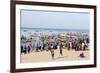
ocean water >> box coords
[21,28,89,37]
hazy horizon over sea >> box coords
[21,27,89,36]
[21,27,89,31]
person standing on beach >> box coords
[68,41,72,50]
[23,45,27,54]
[68,42,70,50]
[36,44,39,52]
[59,43,63,56]
[82,42,85,50]
[51,44,54,59]
[84,39,87,50]
[28,44,31,53]
[57,44,60,55]
[48,44,55,59]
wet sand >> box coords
[21,48,89,63]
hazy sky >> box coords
[21,10,90,30]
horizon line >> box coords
[21,27,89,31]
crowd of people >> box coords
[21,32,89,59]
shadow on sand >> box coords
[54,56,67,60]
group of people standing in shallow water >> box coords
[21,32,89,59]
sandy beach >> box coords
[21,49,89,63]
